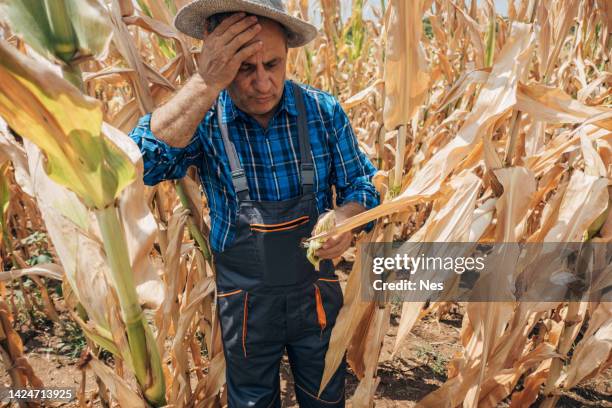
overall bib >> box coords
[212,82,347,408]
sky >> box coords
[310,0,509,24]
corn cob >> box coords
[305,210,336,271]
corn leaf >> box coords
[0,119,32,195]
[544,170,609,242]
[0,0,112,63]
[562,302,612,388]
[0,163,9,245]
[0,263,63,282]
[0,0,54,60]
[383,0,430,130]
[0,164,7,211]
[0,40,135,210]
[86,356,148,408]
[312,23,535,240]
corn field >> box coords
[0,0,611,407]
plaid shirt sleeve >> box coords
[328,99,380,231]
[128,113,204,186]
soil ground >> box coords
[2,274,611,408]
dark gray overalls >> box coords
[213,82,346,407]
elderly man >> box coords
[129,1,379,406]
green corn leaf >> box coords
[0,0,112,63]
[63,0,113,60]
[0,162,10,252]
[344,0,365,61]
[0,40,135,210]
[0,0,55,60]
[585,203,610,241]
[484,14,496,67]
[44,0,78,61]
[0,162,9,232]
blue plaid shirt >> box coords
[129,80,379,252]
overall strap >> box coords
[291,82,314,194]
[216,84,313,201]
[217,100,250,200]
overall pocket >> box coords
[217,289,249,359]
[312,277,344,334]
[212,210,262,290]
[251,215,314,287]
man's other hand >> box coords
[315,230,352,260]
[314,202,366,261]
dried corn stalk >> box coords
[383,0,430,130]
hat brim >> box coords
[174,0,318,48]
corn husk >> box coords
[306,210,336,271]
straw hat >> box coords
[174,0,318,48]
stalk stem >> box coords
[175,181,211,261]
[62,64,83,91]
[484,9,496,67]
[95,205,166,406]
[43,0,77,62]
[391,125,407,197]
[504,110,522,166]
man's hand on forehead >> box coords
[239,36,263,54]
[196,12,263,92]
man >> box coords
[129,1,379,406]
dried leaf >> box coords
[383,0,430,130]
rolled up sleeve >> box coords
[329,101,380,231]
[128,113,203,186]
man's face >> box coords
[226,18,288,118]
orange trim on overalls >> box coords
[251,218,311,233]
[250,215,310,229]
[218,289,243,297]
[313,284,327,335]
[242,292,249,358]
